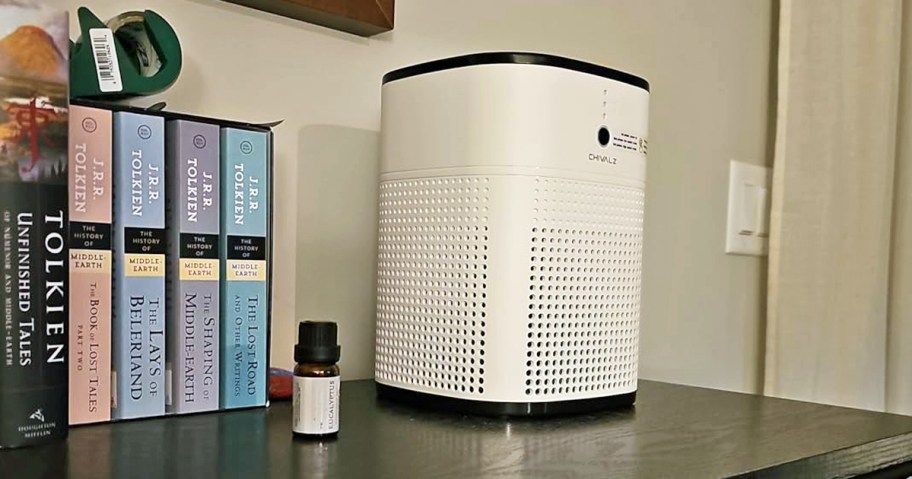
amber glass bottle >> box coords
[293,321,341,437]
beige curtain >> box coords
[888,1,912,415]
[765,0,903,411]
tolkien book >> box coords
[112,112,166,419]
[68,105,112,425]
[220,128,268,409]
[0,2,69,447]
[166,120,220,414]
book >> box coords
[68,105,112,425]
[220,128,269,409]
[166,120,220,414]
[0,2,69,447]
[112,111,166,419]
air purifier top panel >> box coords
[380,52,649,185]
[382,52,650,91]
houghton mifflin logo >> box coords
[18,408,56,439]
[29,409,45,422]
[240,141,253,155]
[193,134,207,149]
[138,125,153,140]
[82,118,97,133]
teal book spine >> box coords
[219,129,268,409]
[112,112,166,419]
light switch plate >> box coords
[726,160,771,256]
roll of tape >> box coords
[70,7,182,98]
[106,11,161,77]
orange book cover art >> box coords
[0,1,68,185]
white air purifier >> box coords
[374,52,649,416]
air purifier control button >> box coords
[598,127,611,147]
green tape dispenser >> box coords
[70,7,182,99]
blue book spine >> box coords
[112,112,166,419]
[166,120,220,414]
[219,128,269,409]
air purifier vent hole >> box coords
[376,177,490,396]
[525,178,643,397]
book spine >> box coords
[0,102,69,445]
[219,129,269,409]
[0,4,70,446]
[68,106,113,425]
[112,112,166,420]
[166,120,220,414]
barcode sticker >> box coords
[89,28,123,93]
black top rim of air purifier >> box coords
[381,52,650,92]
[375,382,636,417]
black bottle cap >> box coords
[295,321,341,364]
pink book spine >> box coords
[68,105,113,424]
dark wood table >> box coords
[4,380,912,478]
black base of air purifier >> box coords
[375,382,636,417]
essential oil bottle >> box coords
[293,321,341,437]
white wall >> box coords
[53,0,774,392]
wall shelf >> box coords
[223,0,394,37]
